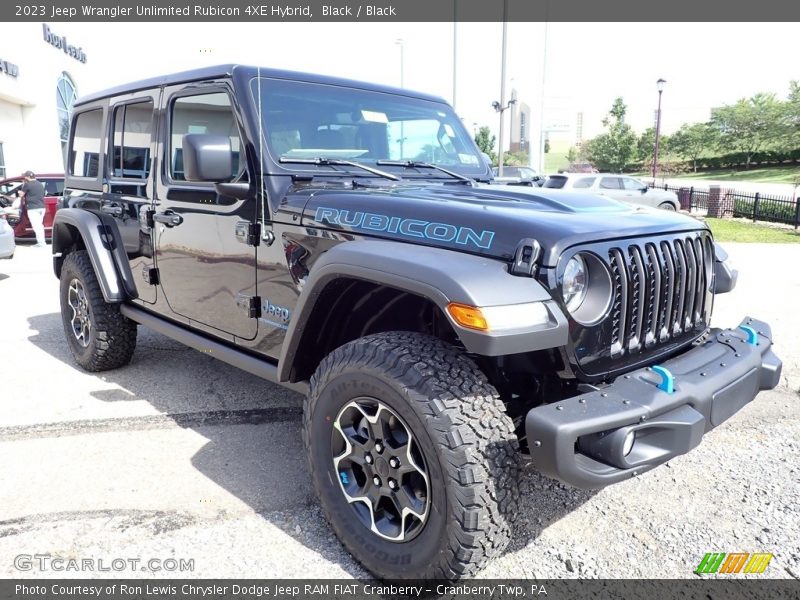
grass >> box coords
[671,165,800,184]
[705,218,800,243]
[543,138,573,173]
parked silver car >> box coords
[543,173,680,210]
[0,216,15,259]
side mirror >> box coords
[640,186,648,193]
[182,134,233,182]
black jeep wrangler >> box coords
[52,65,781,579]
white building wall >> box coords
[0,23,98,177]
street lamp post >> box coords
[395,38,405,158]
[495,0,510,176]
[652,78,666,181]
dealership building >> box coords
[0,23,96,178]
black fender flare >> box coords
[52,208,138,302]
[278,240,568,382]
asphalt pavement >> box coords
[0,241,798,579]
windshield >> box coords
[249,77,486,177]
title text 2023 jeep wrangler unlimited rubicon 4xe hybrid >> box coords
[52,65,781,580]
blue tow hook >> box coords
[739,325,759,346]
[651,365,675,394]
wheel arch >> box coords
[52,208,138,302]
[278,240,568,383]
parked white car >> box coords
[0,216,15,259]
[543,173,680,210]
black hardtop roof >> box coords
[75,64,448,106]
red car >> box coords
[0,174,64,240]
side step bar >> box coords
[120,304,309,396]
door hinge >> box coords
[235,221,261,247]
[236,294,262,319]
[142,265,159,285]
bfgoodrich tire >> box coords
[303,331,521,579]
[59,250,137,371]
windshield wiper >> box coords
[279,157,400,181]
[376,160,475,185]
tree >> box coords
[474,126,496,164]
[635,127,671,165]
[544,138,550,154]
[566,147,578,163]
[585,98,637,172]
[785,80,800,148]
[668,122,716,172]
[503,151,529,166]
[711,93,784,169]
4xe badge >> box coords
[260,298,290,330]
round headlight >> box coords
[562,255,588,312]
[561,252,614,326]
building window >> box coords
[56,72,78,165]
[0,143,5,178]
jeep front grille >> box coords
[608,233,713,357]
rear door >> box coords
[104,91,159,304]
[598,176,625,201]
[153,84,258,340]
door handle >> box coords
[153,210,183,227]
[101,205,123,217]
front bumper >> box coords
[525,316,782,489]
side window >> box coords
[169,92,242,182]
[111,100,154,179]
[573,177,595,189]
[600,177,622,190]
[69,109,103,178]
[622,177,644,190]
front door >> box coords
[153,85,258,340]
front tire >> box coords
[659,201,677,211]
[59,250,137,371]
[303,331,520,579]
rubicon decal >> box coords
[314,207,495,250]
[695,552,773,574]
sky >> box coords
[55,21,800,154]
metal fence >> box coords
[650,183,800,228]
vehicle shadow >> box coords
[27,311,594,575]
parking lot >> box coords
[1,242,798,579]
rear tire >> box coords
[659,201,677,211]
[59,250,137,371]
[303,331,521,579]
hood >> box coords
[295,182,708,267]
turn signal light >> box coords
[446,303,489,331]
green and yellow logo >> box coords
[695,552,773,574]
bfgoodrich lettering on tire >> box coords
[59,250,137,371]
[303,331,521,579]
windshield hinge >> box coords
[510,238,541,277]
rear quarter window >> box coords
[573,177,595,189]
[69,109,103,178]
[543,176,567,189]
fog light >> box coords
[622,431,636,456]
